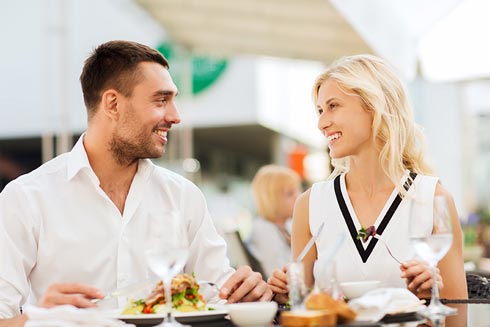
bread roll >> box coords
[304,291,356,322]
[305,292,337,310]
[280,310,337,327]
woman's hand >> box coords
[400,260,443,298]
[267,265,289,304]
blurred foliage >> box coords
[464,226,477,247]
[477,206,490,226]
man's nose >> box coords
[166,103,181,125]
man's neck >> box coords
[83,134,138,214]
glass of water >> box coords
[410,195,457,318]
[146,214,190,327]
[287,261,307,310]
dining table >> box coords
[146,300,490,327]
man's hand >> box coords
[267,265,289,304]
[400,260,443,298]
[38,283,104,308]
[219,266,272,303]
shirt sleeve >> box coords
[0,181,38,318]
[181,181,235,298]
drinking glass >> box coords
[146,215,190,327]
[288,261,307,311]
[410,195,457,318]
[315,261,341,300]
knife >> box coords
[91,279,155,304]
[295,221,325,263]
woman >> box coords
[247,165,301,279]
[268,54,467,303]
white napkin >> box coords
[347,288,425,322]
[24,305,134,327]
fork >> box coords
[91,280,155,304]
[373,234,402,265]
[197,280,220,292]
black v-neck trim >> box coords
[334,172,417,263]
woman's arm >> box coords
[436,184,468,299]
[291,189,317,288]
[400,184,467,299]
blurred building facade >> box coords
[1,0,489,220]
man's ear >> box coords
[100,89,119,120]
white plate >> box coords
[116,308,229,326]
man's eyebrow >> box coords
[151,90,178,97]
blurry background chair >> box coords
[223,230,265,277]
[466,273,490,299]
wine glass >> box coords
[146,215,190,327]
[410,195,457,318]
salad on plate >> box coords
[122,273,207,315]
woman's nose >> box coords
[317,114,332,132]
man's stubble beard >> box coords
[109,126,164,166]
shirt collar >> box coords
[67,134,93,181]
[67,133,155,182]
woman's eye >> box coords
[329,103,338,110]
[317,108,324,115]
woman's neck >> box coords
[346,151,394,197]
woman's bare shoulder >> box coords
[434,183,455,201]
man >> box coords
[0,40,272,324]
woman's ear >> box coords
[100,89,119,120]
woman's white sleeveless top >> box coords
[310,173,438,288]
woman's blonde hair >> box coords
[312,54,433,195]
[251,165,301,222]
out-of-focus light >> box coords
[304,151,329,182]
[182,158,201,173]
[419,0,490,81]
[182,158,200,173]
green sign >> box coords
[157,42,228,95]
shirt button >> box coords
[118,274,128,283]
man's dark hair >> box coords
[80,40,169,119]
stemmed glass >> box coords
[146,215,190,327]
[410,195,457,318]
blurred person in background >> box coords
[247,165,301,279]
[268,54,467,304]
[0,40,271,326]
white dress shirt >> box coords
[0,136,234,318]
